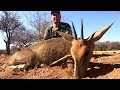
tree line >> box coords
[94,41,120,51]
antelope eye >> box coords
[79,44,82,47]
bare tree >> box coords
[26,11,51,40]
[11,25,36,48]
[0,11,21,55]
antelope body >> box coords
[2,20,114,79]
[3,37,72,69]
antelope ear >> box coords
[86,22,114,42]
[56,31,74,41]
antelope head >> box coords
[57,20,114,79]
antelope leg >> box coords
[50,54,72,66]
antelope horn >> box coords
[81,19,84,39]
[72,22,77,39]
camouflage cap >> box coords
[51,11,61,15]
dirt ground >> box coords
[0,51,120,79]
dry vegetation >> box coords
[0,50,120,79]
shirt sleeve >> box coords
[43,27,50,40]
[65,23,72,35]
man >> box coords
[43,11,72,40]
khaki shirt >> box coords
[43,22,72,40]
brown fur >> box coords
[2,22,114,79]
[2,38,72,70]
[71,39,94,78]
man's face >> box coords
[51,12,61,23]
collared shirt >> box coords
[44,22,72,40]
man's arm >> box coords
[43,27,50,40]
[64,23,72,35]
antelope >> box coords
[2,20,114,79]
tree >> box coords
[0,11,21,55]
[11,25,36,48]
[26,11,51,40]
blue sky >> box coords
[0,11,120,49]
